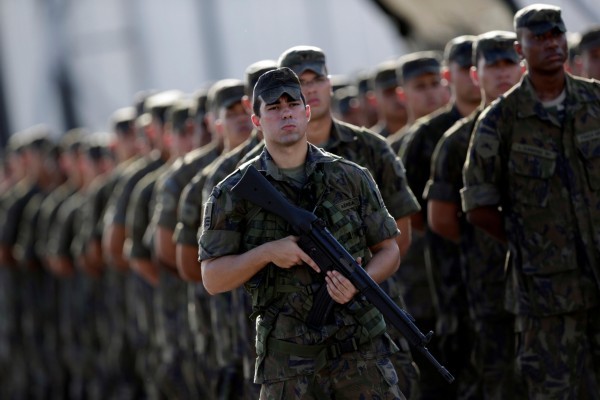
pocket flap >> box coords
[509,143,557,179]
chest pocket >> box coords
[575,129,600,191]
[508,143,557,207]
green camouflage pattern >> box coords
[462,74,600,316]
[153,143,221,231]
[425,108,519,398]
[515,310,600,398]
[426,108,509,318]
[259,355,405,400]
[462,73,600,396]
[175,132,262,246]
[199,144,400,388]
[325,119,420,220]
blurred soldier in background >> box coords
[579,26,600,79]
[426,30,524,399]
[370,59,408,138]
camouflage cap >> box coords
[167,98,195,133]
[245,60,278,97]
[9,124,55,154]
[373,60,399,90]
[83,131,115,161]
[278,45,327,77]
[474,31,520,65]
[445,35,477,67]
[514,4,566,35]
[208,79,245,112]
[355,70,374,95]
[397,51,441,83]
[253,67,303,106]
[191,88,209,119]
[332,85,359,115]
[579,26,600,52]
[110,106,136,135]
[145,90,184,125]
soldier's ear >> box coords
[251,114,261,130]
[441,66,451,83]
[470,66,480,86]
[514,41,524,59]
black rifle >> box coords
[230,165,454,383]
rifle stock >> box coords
[230,165,454,383]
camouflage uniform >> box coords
[151,85,247,400]
[462,72,600,398]
[402,103,480,398]
[0,177,41,399]
[425,108,517,399]
[81,157,140,398]
[175,131,263,400]
[103,151,164,396]
[200,144,404,399]
[36,181,78,398]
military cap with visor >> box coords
[373,60,399,90]
[445,35,477,67]
[207,79,246,112]
[252,67,304,109]
[514,4,566,35]
[579,26,600,52]
[245,60,278,97]
[397,51,442,83]
[278,45,327,77]
[474,31,520,65]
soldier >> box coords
[200,66,405,399]
[425,31,524,399]
[355,69,380,129]
[275,45,421,398]
[153,80,249,273]
[370,59,408,138]
[0,127,57,399]
[579,26,600,80]
[397,36,482,399]
[331,85,363,127]
[76,108,140,398]
[387,52,449,154]
[101,91,168,397]
[462,4,600,398]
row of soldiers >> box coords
[1,5,600,399]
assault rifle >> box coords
[231,165,454,383]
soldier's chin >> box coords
[279,133,304,145]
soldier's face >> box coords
[298,71,331,122]
[448,62,481,105]
[582,47,600,80]
[252,95,310,147]
[219,101,253,149]
[476,58,523,102]
[376,86,407,124]
[517,28,567,74]
[403,73,446,119]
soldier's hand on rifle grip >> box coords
[325,270,359,304]
[269,235,321,273]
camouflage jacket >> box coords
[462,73,600,316]
[425,107,509,319]
[199,143,399,383]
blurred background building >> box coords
[0,0,597,146]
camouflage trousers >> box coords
[259,356,405,400]
[515,307,600,400]
[472,314,522,400]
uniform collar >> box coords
[255,143,340,181]
[516,72,588,121]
